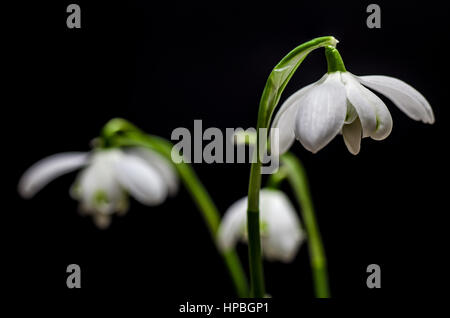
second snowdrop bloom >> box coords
[18,148,178,229]
[271,46,434,155]
[218,189,305,263]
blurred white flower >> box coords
[218,189,304,263]
[18,148,178,229]
[271,72,434,155]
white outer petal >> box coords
[294,73,347,153]
[260,189,304,263]
[127,148,179,196]
[342,118,362,155]
[114,153,168,206]
[270,75,327,155]
[18,152,89,199]
[217,196,247,251]
[358,75,434,124]
[341,72,377,138]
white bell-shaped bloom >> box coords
[18,148,178,229]
[271,72,434,155]
[218,189,305,263]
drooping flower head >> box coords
[218,189,305,263]
[271,46,434,155]
[19,148,178,228]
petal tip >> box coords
[17,185,33,199]
[297,137,323,154]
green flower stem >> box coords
[247,161,265,298]
[280,152,330,298]
[247,36,337,298]
[103,120,249,297]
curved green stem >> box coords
[247,36,337,298]
[103,120,249,297]
[281,152,330,298]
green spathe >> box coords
[256,36,338,132]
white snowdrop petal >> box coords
[342,118,362,155]
[217,196,248,251]
[271,77,325,155]
[358,75,434,124]
[260,189,304,263]
[18,152,89,198]
[294,73,347,153]
[128,148,179,196]
[342,73,377,138]
[270,100,298,156]
[218,189,304,262]
[115,153,168,206]
[264,232,303,263]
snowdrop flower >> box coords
[218,189,305,263]
[18,148,178,229]
[271,46,434,155]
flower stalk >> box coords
[102,119,249,297]
[276,152,330,298]
[325,46,346,73]
[247,36,337,297]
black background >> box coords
[3,0,449,310]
